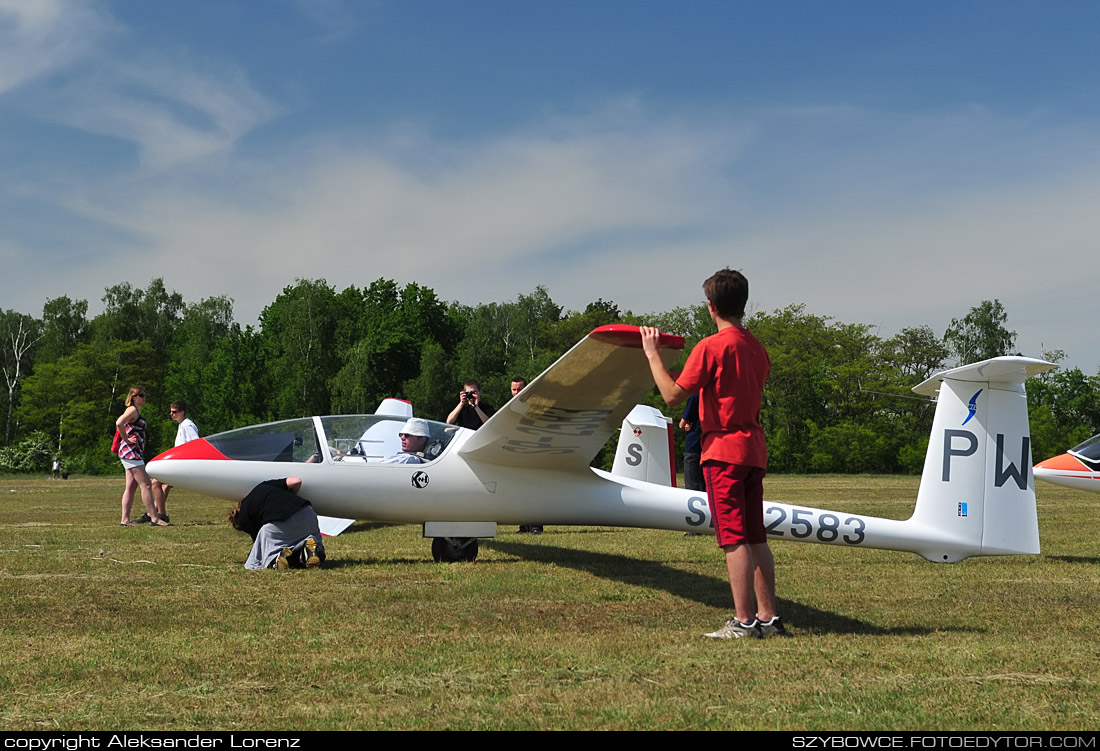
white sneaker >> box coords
[704,618,761,639]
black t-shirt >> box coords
[236,479,312,540]
[455,401,494,430]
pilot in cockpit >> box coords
[380,418,432,464]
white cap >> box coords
[400,418,431,438]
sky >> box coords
[2,0,1099,371]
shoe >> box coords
[703,618,761,640]
[302,537,321,569]
[275,547,295,570]
[134,514,151,524]
[158,514,170,524]
[758,616,790,637]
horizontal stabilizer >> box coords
[318,515,355,537]
[913,357,1055,396]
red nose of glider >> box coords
[150,438,231,462]
[1033,453,1087,473]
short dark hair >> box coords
[228,506,244,531]
[171,401,187,414]
[464,379,482,390]
[703,268,749,319]
[510,377,528,387]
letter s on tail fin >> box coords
[611,405,676,487]
[910,357,1055,561]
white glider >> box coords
[147,326,1053,563]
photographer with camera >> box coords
[445,378,494,430]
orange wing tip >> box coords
[150,438,232,462]
[1034,453,1088,472]
[589,324,685,350]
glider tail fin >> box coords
[909,356,1055,561]
[611,405,676,487]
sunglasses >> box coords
[135,393,146,398]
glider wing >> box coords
[458,325,684,471]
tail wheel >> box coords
[431,536,478,563]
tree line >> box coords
[2,278,1097,476]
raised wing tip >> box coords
[589,324,685,350]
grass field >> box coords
[0,474,1097,730]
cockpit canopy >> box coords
[1069,433,1100,467]
[204,415,459,464]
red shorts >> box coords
[702,461,766,546]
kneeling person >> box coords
[381,418,432,464]
[229,477,325,570]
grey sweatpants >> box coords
[245,505,326,570]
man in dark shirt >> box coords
[445,379,494,430]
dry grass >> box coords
[0,474,1097,730]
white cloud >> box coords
[1,0,274,169]
[11,102,1100,372]
[0,0,111,94]
[50,109,747,312]
[50,58,278,168]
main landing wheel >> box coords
[431,536,478,563]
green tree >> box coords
[1,310,43,445]
[164,295,236,431]
[883,325,949,381]
[94,278,184,359]
[17,340,160,473]
[403,339,457,420]
[201,326,266,433]
[944,299,1016,364]
[38,296,89,364]
[260,279,342,418]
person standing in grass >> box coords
[116,386,168,527]
[640,268,787,639]
[148,400,199,524]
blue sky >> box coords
[2,0,1098,371]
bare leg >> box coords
[750,541,777,621]
[131,466,168,526]
[723,544,757,623]
[120,471,138,524]
[152,481,169,517]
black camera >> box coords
[463,391,477,402]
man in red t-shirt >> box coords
[641,269,788,639]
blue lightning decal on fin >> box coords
[961,389,982,426]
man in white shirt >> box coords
[147,401,200,523]
[381,418,432,464]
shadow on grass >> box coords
[340,521,400,535]
[1045,554,1100,565]
[485,539,980,637]
[321,556,434,569]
